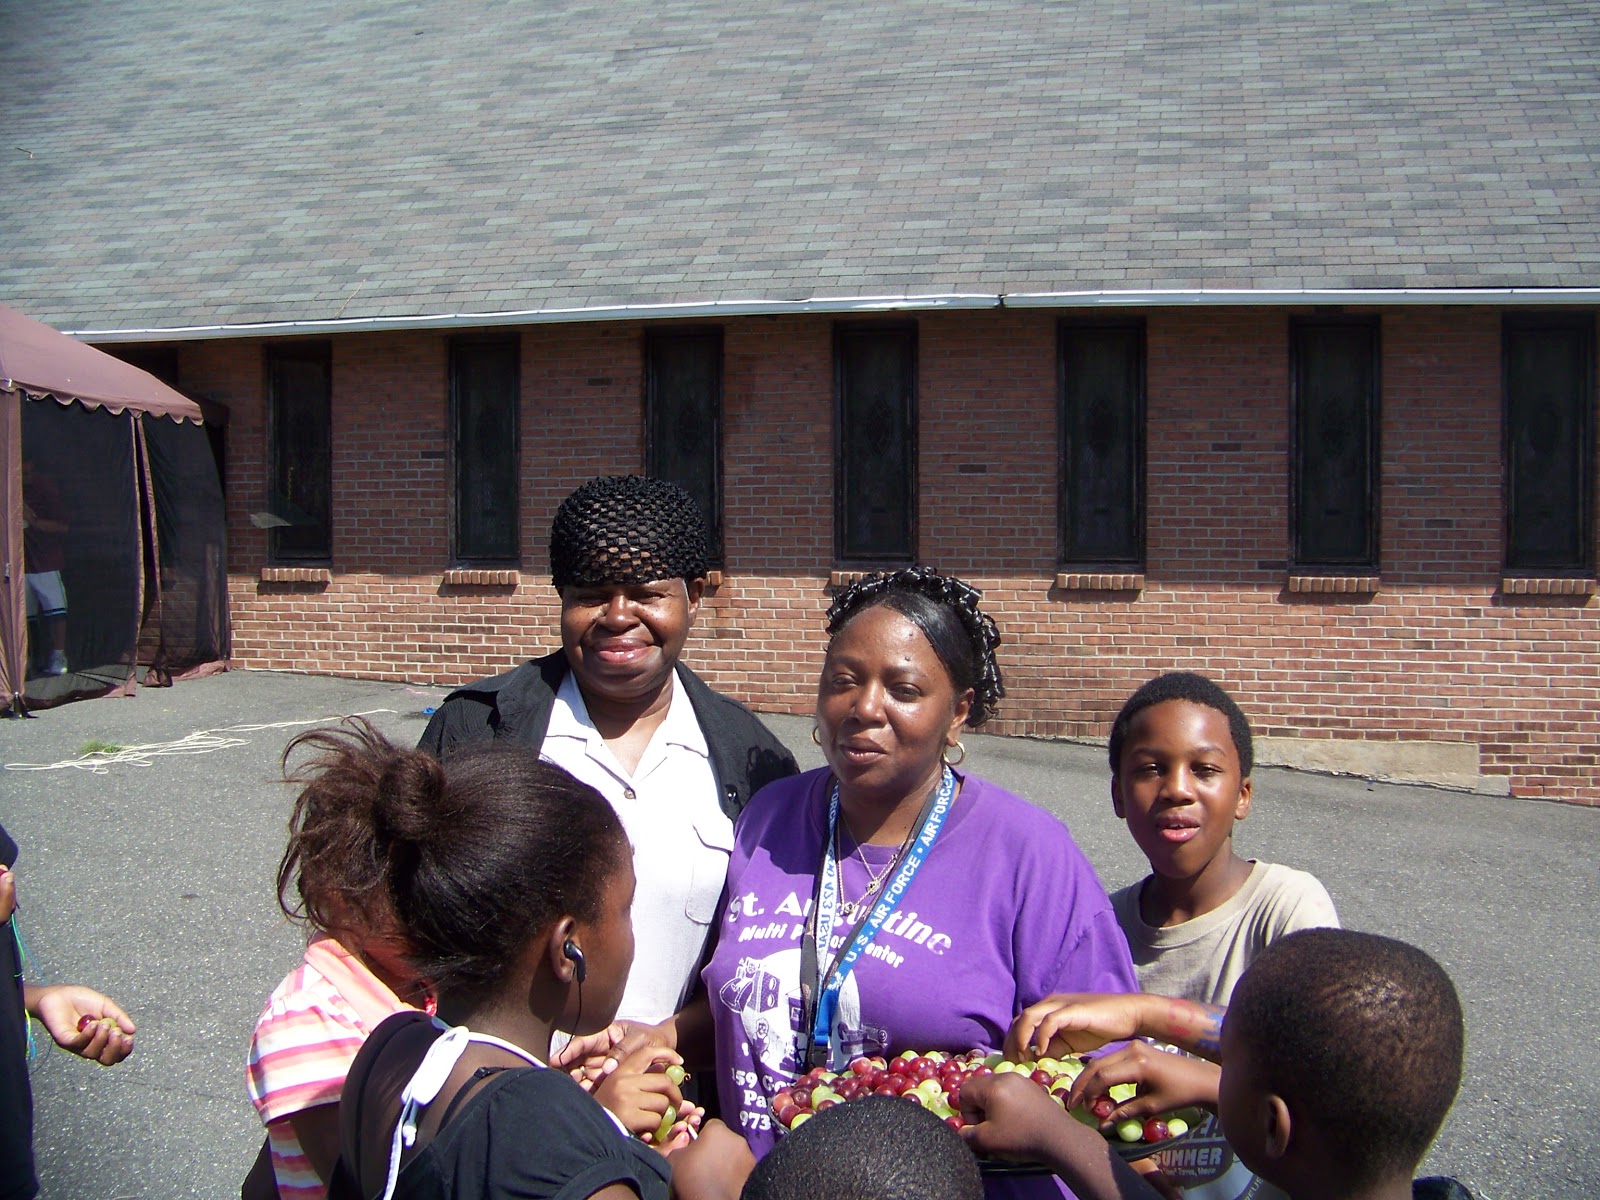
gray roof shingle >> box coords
[1,0,1596,334]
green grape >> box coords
[653,1104,677,1144]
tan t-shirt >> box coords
[1111,860,1340,1006]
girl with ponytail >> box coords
[247,720,441,1200]
[334,724,753,1200]
[250,719,752,1200]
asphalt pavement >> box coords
[1,669,1595,1199]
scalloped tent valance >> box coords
[0,302,201,421]
[2,304,226,715]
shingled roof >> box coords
[1,0,1596,337]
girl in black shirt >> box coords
[294,724,751,1200]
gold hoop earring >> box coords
[811,725,822,746]
[942,742,966,766]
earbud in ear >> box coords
[563,938,587,984]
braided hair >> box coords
[825,567,1005,727]
[549,475,710,590]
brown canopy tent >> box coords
[1,303,229,716]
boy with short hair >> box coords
[1219,929,1470,1200]
[1107,672,1339,1007]
[741,1094,983,1200]
[1099,671,1340,1198]
[961,929,1475,1200]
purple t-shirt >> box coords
[703,768,1137,1194]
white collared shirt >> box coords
[542,671,732,1024]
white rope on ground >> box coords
[2,708,400,774]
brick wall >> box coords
[170,307,1600,803]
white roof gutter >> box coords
[1004,287,1600,308]
[67,294,999,343]
[66,287,1600,343]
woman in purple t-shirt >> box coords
[699,569,1138,1197]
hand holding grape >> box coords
[591,1043,696,1143]
[958,1072,1081,1164]
[1061,1041,1219,1127]
[27,984,136,1066]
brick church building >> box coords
[3,1,1597,801]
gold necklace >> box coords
[836,822,912,920]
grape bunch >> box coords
[769,1050,1193,1146]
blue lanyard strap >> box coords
[802,765,956,1067]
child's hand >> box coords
[958,1071,1077,1164]
[665,1120,754,1200]
[590,1042,686,1139]
[1062,1041,1220,1121]
[1006,992,1150,1059]
[554,1021,627,1090]
[555,1019,673,1092]
[28,985,136,1065]
[962,1073,1168,1200]
[0,864,14,924]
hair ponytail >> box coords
[277,719,629,1008]
[277,717,408,934]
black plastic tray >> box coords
[976,1132,1186,1176]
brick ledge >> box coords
[259,566,331,584]
[1054,572,1145,592]
[442,568,521,587]
[1286,574,1379,594]
[1500,576,1596,597]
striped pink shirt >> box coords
[246,935,418,1200]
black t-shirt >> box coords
[338,1011,672,1200]
[0,823,39,1200]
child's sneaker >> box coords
[43,650,68,676]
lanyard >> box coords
[798,766,956,1070]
